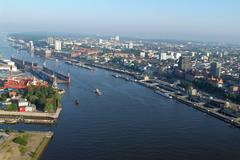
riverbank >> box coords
[0,130,53,160]
[77,61,240,128]
[0,108,62,125]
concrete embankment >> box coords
[0,108,62,125]
[73,61,240,128]
[173,95,240,127]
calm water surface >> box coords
[0,34,240,160]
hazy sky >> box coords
[0,0,239,41]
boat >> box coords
[65,61,73,65]
[75,99,80,105]
[75,100,80,105]
[5,119,18,124]
[155,90,172,99]
[95,88,102,96]
[0,119,5,123]
[112,74,121,78]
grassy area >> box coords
[12,134,30,154]
[30,137,51,160]
[12,134,29,146]
[0,131,52,160]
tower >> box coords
[210,62,221,78]
[178,56,192,72]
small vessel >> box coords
[5,119,18,124]
[55,59,59,62]
[95,88,102,96]
[112,74,120,78]
[65,61,72,65]
[155,90,172,99]
[58,89,65,95]
[75,99,80,105]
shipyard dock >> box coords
[11,57,71,84]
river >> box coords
[0,33,240,160]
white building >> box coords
[47,37,54,45]
[18,99,29,107]
[128,42,134,49]
[99,39,103,44]
[140,52,145,58]
[29,41,34,51]
[160,52,181,60]
[115,36,120,41]
[0,59,18,72]
[175,53,182,59]
[55,40,62,51]
[160,53,167,60]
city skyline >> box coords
[1,0,240,42]
[0,1,240,158]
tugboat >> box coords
[95,88,102,96]
[75,99,80,105]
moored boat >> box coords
[155,90,172,99]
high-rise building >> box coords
[47,37,54,45]
[115,36,120,41]
[210,62,221,78]
[178,56,192,72]
[29,41,34,51]
[55,40,62,51]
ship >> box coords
[155,90,172,99]
[95,88,102,96]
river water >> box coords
[0,34,240,160]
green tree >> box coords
[6,103,18,111]
[44,103,54,112]
[0,94,8,102]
